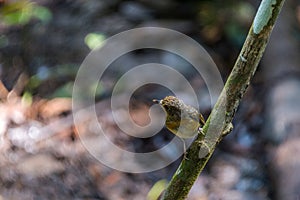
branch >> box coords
[161,0,286,199]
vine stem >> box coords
[161,0,286,199]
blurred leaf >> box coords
[54,64,78,78]
[0,0,51,25]
[32,5,52,23]
[1,0,32,25]
[51,82,74,98]
[27,75,42,90]
[147,179,168,200]
[84,33,106,50]
[198,1,254,45]
[91,81,104,97]
[225,22,247,46]
[51,81,104,98]
[235,2,255,24]
[22,91,33,106]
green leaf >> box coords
[51,82,74,98]
[147,179,168,200]
[32,5,52,23]
[84,33,106,50]
[22,91,33,106]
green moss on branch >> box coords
[161,0,286,199]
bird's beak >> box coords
[152,99,161,104]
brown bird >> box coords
[153,96,205,139]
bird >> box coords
[153,96,233,159]
[153,96,205,139]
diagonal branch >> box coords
[161,0,286,199]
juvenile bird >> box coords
[153,96,233,159]
[153,96,205,139]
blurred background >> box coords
[1,0,300,199]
